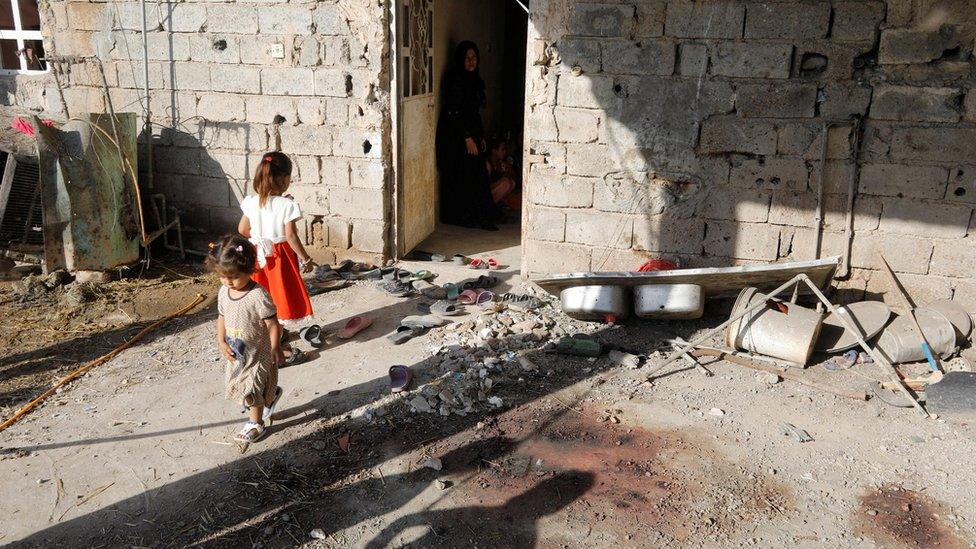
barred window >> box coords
[0,0,47,73]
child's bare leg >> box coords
[244,396,264,425]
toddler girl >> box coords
[208,234,283,443]
[239,152,316,327]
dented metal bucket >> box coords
[634,284,704,319]
[726,287,824,365]
[875,308,957,364]
[559,285,629,321]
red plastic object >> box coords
[636,259,677,272]
[10,117,54,137]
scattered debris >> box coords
[423,457,442,471]
[708,408,725,417]
[309,528,327,540]
[755,371,780,385]
[779,422,813,443]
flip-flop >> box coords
[468,258,487,269]
[458,289,480,305]
[476,275,499,288]
[381,279,414,297]
[262,386,283,423]
[413,279,447,299]
[338,315,373,339]
[443,283,460,300]
[389,365,413,393]
[300,324,323,346]
[407,250,446,262]
[476,290,495,306]
[388,325,423,345]
[501,293,544,311]
[401,315,448,329]
[335,259,355,273]
[487,258,500,270]
[452,254,470,266]
[431,300,461,316]
[282,348,307,366]
[308,279,349,294]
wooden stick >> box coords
[0,293,207,433]
[877,254,941,375]
[690,348,868,401]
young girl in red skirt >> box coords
[238,152,316,356]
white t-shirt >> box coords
[240,195,302,241]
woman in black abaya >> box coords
[436,41,499,231]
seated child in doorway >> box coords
[208,234,284,443]
[485,136,518,209]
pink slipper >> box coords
[338,316,373,339]
[458,289,480,305]
[486,258,499,270]
[468,258,487,269]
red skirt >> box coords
[253,242,313,322]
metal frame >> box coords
[0,0,47,74]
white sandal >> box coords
[263,386,283,424]
[234,421,266,443]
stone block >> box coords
[54,31,95,58]
[114,2,162,30]
[207,5,258,34]
[702,220,780,260]
[591,248,659,272]
[182,177,230,208]
[201,153,249,180]
[777,123,852,160]
[312,3,350,36]
[201,122,268,151]
[929,239,976,278]
[966,91,976,122]
[556,74,616,109]
[633,215,705,255]
[744,2,831,40]
[166,63,211,92]
[178,206,211,233]
[211,65,262,94]
[737,82,817,118]
[602,40,675,75]
[700,186,771,223]
[729,157,809,192]
[819,84,873,119]
[871,86,963,123]
[240,36,292,66]
[699,115,776,155]
[262,68,315,96]
[330,187,385,220]
[529,141,568,175]
[527,174,595,208]
[822,194,882,232]
[711,42,793,79]
[197,94,246,122]
[555,39,601,73]
[166,3,207,33]
[67,3,110,31]
[350,220,387,253]
[349,160,385,189]
[294,156,321,185]
[864,271,953,307]
[333,129,382,159]
[314,68,352,98]
[327,217,351,249]
[280,125,332,155]
[859,164,948,199]
[565,211,633,249]
[245,95,297,124]
[945,167,976,204]
[259,6,314,34]
[189,35,241,64]
[879,26,972,65]
[950,279,976,312]
[878,198,972,239]
[832,2,885,42]
[523,239,592,274]
[768,191,817,227]
[155,147,200,176]
[566,143,614,177]
[554,107,600,143]
[593,177,674,215]
[296,36,322,67]
[525,207,566,242]
[635,0,666,38]
[665,2,744,39]
[678,43,707,76]
[289,184,330,215]
[889,127,976,162]
[569,3,634,38]
[528,108,559,142]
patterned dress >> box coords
[218,282,279,408]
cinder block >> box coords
[528,107,559,142]
[556,74,616,109]
[822,194,882,232]
[259,6,313,34]
[665,2,744,39]
[201,153,249,181]
[166,3,207,33]
[528,141,568,175]
[831,2,885,42]
[240,36,292,65]
[327,217,351,249]
[200,122,268,151]
[945,167,976,204]
[197,94,246,122]
[929,240,976,278]
[850,233,934,274]
[950,279,976,311]
[699,115,776,155]
[333,129,382,159]
[182,176,230,208]
[878,198,973,239]
[349,160,385,189]
[554,107,600,143]
[678,43,708,76]
[711,42,792,79]
[565,211,633,249]
[525,206,566,242]
[289,184,330,215]
[966,91,976,122]
[737,82,817,118]
[744,2,831,40]
[279,125,332,155]
[556,39,601,73]
[245,95,297,124]
[820,83,873,119]
[523,239,591,274]
[566,143,614,177]
[864,270,953,307]
[350,219,387,253]
[859,164,948,199]
[189,35,241,64]
[871,86,963,123]
[313,3,350,36]
[635,0,666,38]
[602,40,675,75]
[591,248,658,272]
[155,147,201,175]
[890,127,976,162]
[776,123,852,160]
[879,26,972,65]
[330,187,386,220]
[67,3,110,31]
[593,177,674,215]
[701,186,771,223]
[767,191,817,227]
[295,36,322,67]
[293,156,321,185]
[262,68,315,96]
[729,157,809,192]
[114,2,161,30]
[207,5,258,34]
[569,3,634,37]
[633,215,705,255]
[54,31,95,58]
[210,65,261,94]
[314,68,351,98]
[527,174,595,208]
[702,220,780,261]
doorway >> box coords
[394,0,527,266]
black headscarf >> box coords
[453,40,486,108]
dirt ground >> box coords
[1,253,975,548]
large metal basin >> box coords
[634,284,704,319]
[559,285,629,321]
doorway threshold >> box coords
[410,221,520,267]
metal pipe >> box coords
[388,0,400,261]
[839,117,862,279]
[140,0,153,191]
[813,123,831,259]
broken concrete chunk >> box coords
[409,395,432,413]
[423,457,443,471]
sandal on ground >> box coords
[338,315,374,339]
[263,386,283,423]
[406,270,436,282]
[234,421,266,443]
[388,325,424,345]
[282,348,307,366]
[300,324,323,346]
[501,293,544,311]
[413,279,447,299]
[431,300,461,316]
[335,259,355,273]
[308,279,349,295]
[389,365,413,393]
[452,254,470,266]
[443,283,460,300]
[401,315,448,329]
[381,279,415,297]
[476,290,495,306]
[487,258,500,270]
[469,258,487,269]
[457,289,480,305]
[459,275,499,291]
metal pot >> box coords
[726,287,824,366]
[559,285,629,321]
[634,284,704,319]
[874,308,957,364]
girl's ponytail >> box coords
[252,152,293,206]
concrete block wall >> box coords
[0,0,391,262]
[524,0,976,307]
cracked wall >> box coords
[523,0,976,307]
[0,0,393,261]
